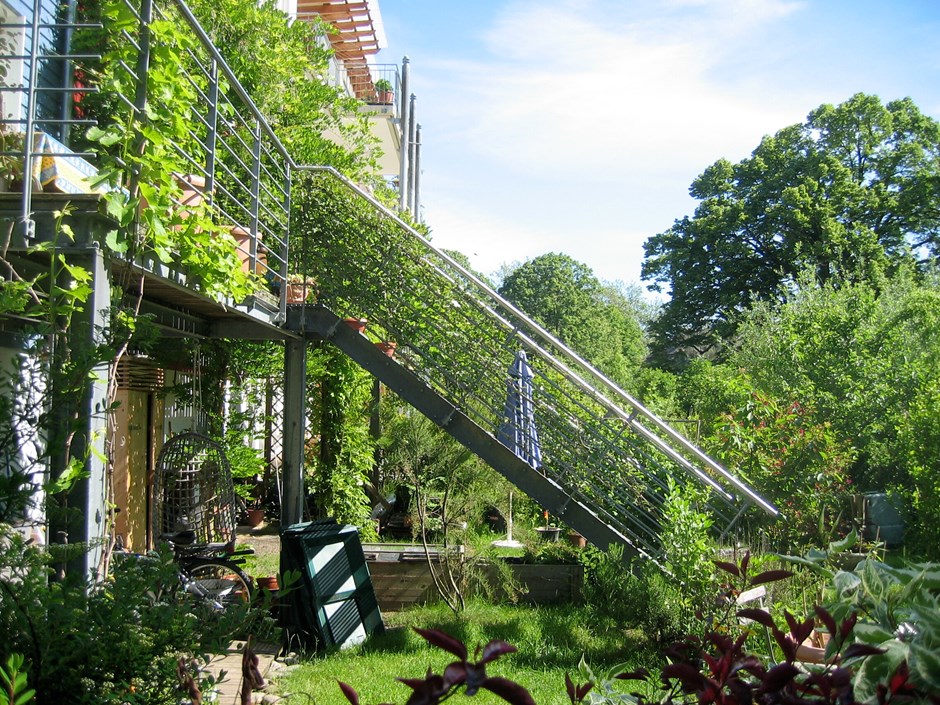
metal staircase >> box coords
[285,169,780,563]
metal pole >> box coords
[406,93,416,214]
[282,338,307,527]
[397,56,410,212]
[204,59,220,202]
[413,123,422,223]
[17,0,44,240]
[249,118,262,272]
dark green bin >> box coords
[280,519,384,650]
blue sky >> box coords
[375,0,940,288]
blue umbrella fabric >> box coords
[496,350,542,469]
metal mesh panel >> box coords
[152,432,237,545]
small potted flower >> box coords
[374,78,394,104]
[284,274,317,303]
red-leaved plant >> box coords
[564,552,937,704]
[340,553,939,705]
[338,628,535,705]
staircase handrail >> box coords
[295,165,779,518]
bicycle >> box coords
[113,530,255,611]
[164,530,255,610]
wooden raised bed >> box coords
[362,543,583,611]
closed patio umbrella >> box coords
[496,350,542,469]
[494,350,542,548]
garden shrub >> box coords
[0,524,268,704]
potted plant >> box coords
[374,78,394,104]
[374,340,397,358]
[343,317,368,333]
[284,273,317,303]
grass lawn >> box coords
[277,600,661,705]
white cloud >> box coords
[425,0,812,184]
[398,0,939,292]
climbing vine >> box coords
[306,344,376,533]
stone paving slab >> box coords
[206,640,280,704]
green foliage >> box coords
[379,409,496,612]
[777,543,940,700]
[82,0,254,301]
[498,253,647,392]
[730,272,940,553]
[186,0,380,180]
[0,654,34,705]
[0,525,257,704]
[644,93,940,361]
[704,392,855,551]
[896,378,940,553]
[580,546,686,644]
[306,344,376,531]
[659,479,719,633]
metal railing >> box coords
[2,0,779,557]
[294,166,779,555]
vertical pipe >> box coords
[406,93,416,214]
[17,0,44,240]
[281,338,307,527]
[278,166,291,323]
[204,59,220,202]
[397,56,410,212]
[60,0,78,146]
[249,118,262,274]
[413,123,422,223]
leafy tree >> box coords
[729,271,940,553]
[643,93,940,362]
[497,253,647,391]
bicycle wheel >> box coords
[183,559,253,609]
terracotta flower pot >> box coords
[231,226,266,275]
[245,508,265,527]
[255,575,279,592]
[285,279,316,303]
[567,531,587,549]
[375,341,397,358]
[343,317,368,333]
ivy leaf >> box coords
[105,229,128,254]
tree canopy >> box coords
[497,253,647,390]
[642,93,940,362]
